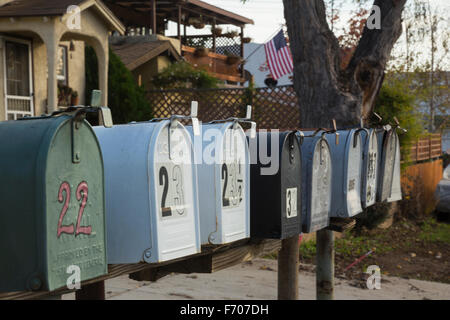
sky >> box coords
[167,0,450,44]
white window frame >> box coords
[2,36,34,120]
[57,45,68,85]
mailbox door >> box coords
[361,130,379,208]
[378,130,396,201]
[388,132,402,202]
[301,136,332,233]
[280,132,302,238]
[217,124,250,243]
[150,121,201,262]
[44,118,107,291]
[344,131,363,216]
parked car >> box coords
[435,164,450,213]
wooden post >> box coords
[177,5,182,41]
[212,18,217,53]
[151,0,157,35]
[277,236,299,300]
[316,229,334,300]
[75,281,105,300]
[240,26,244,58]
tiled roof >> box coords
[111,39,181,70]
[0,0,86,17]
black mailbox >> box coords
[249,131,302,239]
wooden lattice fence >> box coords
[146,85,300,129]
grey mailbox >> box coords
[388,131,402,202]
[376,126,397,202]
[360,129,379,208]
[325,129,363,218]
[299,131,333,233]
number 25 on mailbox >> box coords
[0,107,111,292]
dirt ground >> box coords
[299,217,450,285]
[62,258,450,300]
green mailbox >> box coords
[0,107,109,292]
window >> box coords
[57,45,68,85]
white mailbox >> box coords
[186,107,254,245]
[94,105,201,264]
[376,126,397,202]
[326,129,363,218]
[299,131,333,233]
[388,131,402,202]
[360,129,379,208]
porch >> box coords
[0,0,124,121]
[104,0,254,84]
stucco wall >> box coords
[0,36,86,119]
[132,55,172,89]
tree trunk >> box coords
[283,0,407,128]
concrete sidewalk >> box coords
[63,258,450,300]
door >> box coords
[4,39,34,120]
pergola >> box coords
[104,0,254,57]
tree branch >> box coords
[346,0,407,120]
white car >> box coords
[435,164,450,213]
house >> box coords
[0,0,125,121]
[104,0,254,86]
[110,35,182,88]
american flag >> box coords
[264,30,293,80]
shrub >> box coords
[149,61,220,90]
[370,76,424,166]
[85,46,152,124]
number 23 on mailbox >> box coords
[94,103,201,264]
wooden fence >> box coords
[409,134,442,162]
[147,86,443,163]
[147,85,300,129]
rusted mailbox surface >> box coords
[299,131,332,233]
[326,129,363,218]
[94,110,201,264]
[187,112,253,245]
[360,129,379,208]
[249,131,302,239]
[0,109,108,292]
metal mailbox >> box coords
[187,108,254,245]
[388,131,402,202]
[249,131,302,239]
[360,129,379,208]
[376,127,397,202]
[94,106,201,263]
[0,107,110,292]
[299,131,333,233]
[325,129,363,218]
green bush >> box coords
[85,46,152,124]
[370,76,424,165]
[149,61,220,90]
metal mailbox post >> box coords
[249,131,302,239]
[0,108,110,292]
[94,105,201,264]
[299,131,333,233]
[360,129,379,208]
[376,127,397,202]
[326,129,363,218]
[186,108,254,245]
